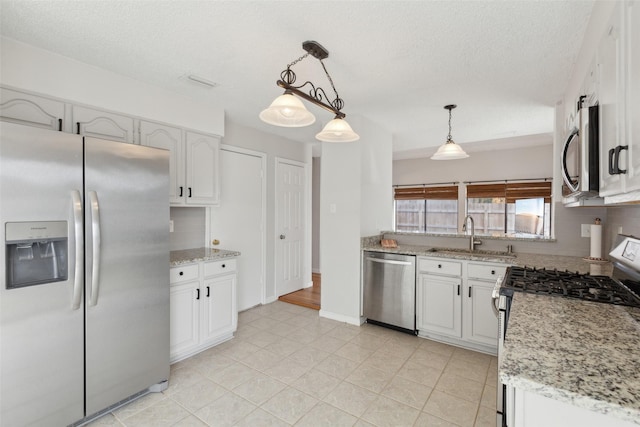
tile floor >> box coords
[88,301,498,427]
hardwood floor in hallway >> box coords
[278,273,321,310]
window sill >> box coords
[386,230,557,242]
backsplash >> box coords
[604,205,640,253]
[170,207,206,251]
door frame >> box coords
[205,145,267,305]
[275,157,311,297]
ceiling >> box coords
[0,0,594,159]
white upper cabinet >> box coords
[623,0,640,195]
[0,87,65,131]
[140,121,184,204]
[72,105,135,144]
[184,131,220,206]
[599,2,640,203]
[598,3,625,196]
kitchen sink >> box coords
[427,247,517,258]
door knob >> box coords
[280,234,286,239]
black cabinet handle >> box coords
[491,270,496,275]
[438,264,442,269]
[614,145,628,174]
[179,186,183,197]
[76,122,81,135]
[196,288,200,300]
[188,187,192,198]
[58,118,63,132]
[206,286,210,297]
[179,271,184,276]
[468,287,472,298]
[609,148,616,175]
[457,285,460,295]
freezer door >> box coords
[83,137,170,416]
[0,122,84,426]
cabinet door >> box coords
[463,280,498,348]
[140,121,184,204]
[599,4,625,196]
[72,105,135,144]
[201,274,237,344]
[624,0,640,193]
[185,131,220,205]
[0,87,65,131]
[169,281,200,362]
[417,273,461,338]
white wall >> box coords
[320,115,393,324]
[393,143,553,185]
[220,120,311,302]
[0,37,224,136]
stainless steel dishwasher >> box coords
[363,251,417,334]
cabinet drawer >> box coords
[204,259,237,277]
[418,258,462,276]
[170,264,199,284]
[467,263,507,281]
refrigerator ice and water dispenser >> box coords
[5,221,68,288]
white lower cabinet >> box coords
[169,259,237,363]
[463,262,505,347]
[513,388,637,427]
[417,256,507,353]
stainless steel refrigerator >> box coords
[0,122,170,426]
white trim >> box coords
[319,309,363,326]
[275,157,309,298]
[219,144,268,305]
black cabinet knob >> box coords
[438,264,442,268]
[491,270,495,275]
[222,264,226,268]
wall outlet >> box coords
[581,224,591,237]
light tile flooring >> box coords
[89,301,498,427]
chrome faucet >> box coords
[463,215,482,251]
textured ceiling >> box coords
[0,0,594,158]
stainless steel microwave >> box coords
[561,104,601,205]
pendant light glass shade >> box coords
[430,140,469,160]
[315,117,360,142]
[259,93,316,127]
[430,104,469,160]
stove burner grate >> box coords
[503,266,640,308]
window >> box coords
[466,181,552,237]
[394,185,458,233]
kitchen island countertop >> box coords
[501,292,640,424]
[170,247,241,267]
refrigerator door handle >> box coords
[88,190,102,306]
[71,190,84,310]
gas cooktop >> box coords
[501,266,640,308]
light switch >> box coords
[581,224,590,237]
[169,220,174,233]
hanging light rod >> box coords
[260,40,359,142]
[431,104,469,160]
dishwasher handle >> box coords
[366,257,413,266]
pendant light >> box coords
[316,116,360,142]
[431,104,469,160]
[260,40,359,142]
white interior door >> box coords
[276,159,306,296]
[210,147,265,311]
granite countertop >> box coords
[500,292,640,424]
[362,243,612,275]
[170,247,241,266]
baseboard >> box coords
[265,295,278,304]
[319,309,361,326]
